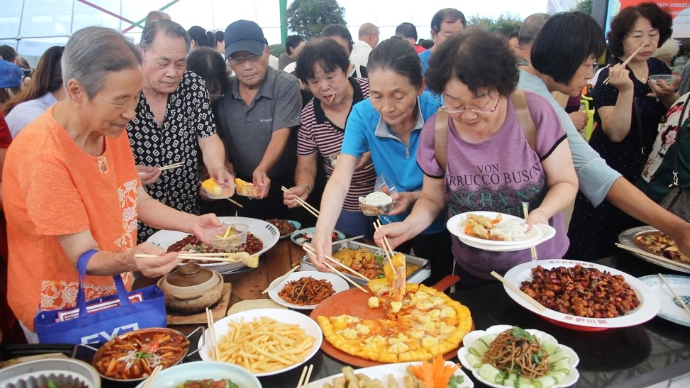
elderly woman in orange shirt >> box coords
[2,27,222,342]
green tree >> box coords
[468,14,522,35]
[287,0,346,38]
[574,0,593,15]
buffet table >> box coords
[67,239,690,388]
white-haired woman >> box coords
[3,27,222,342]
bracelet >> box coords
[297,182,312,194]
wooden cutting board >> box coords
[167,283,232,325]
[309,275,462,367]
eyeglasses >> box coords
[229,54,261,65]
[440,96,501,115]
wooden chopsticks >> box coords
[491,271,546,312]
[303,243,370,281]
[206,307,220,361]
[262,265,300,294]
[373,220,397,272]
[158,161,185,171]
[226,197,243,208]
[296,364,314,388]
[135,253,242,262]
[521,202,538,261]
[614,243,690,271]
[603,44,647,85]
[302,244,369,293]
[281,186,320,218]
[142,365,163,388]
[658,273,690,318]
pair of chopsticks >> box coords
[141,365,163,388]
[373,220,398,273]
[135,253,242,263]
[303,243,370,281]
[226,197,243,208]
[658,273,690,318]
[302,244,370,293]
[521,202,538,262]
[281,186,320,218]
[296,364,313,388]
[262,265,300,294]
[614,243,690,271]
[206,307,220,361]
[138,161,185,175]
[491,271,547,312]
[602,44,647,85]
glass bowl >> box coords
[649,74,676,84]
[204,223,248,249]
[201,178,233,199]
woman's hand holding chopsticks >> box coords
[136,165,162,186]
[128,243,182,277]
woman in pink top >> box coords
[376,30,578,285]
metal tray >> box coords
[299,240,430,285]
[618,226,690,274]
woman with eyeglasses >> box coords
[308,38,453,285]
[568,3,677,261]
[373,30,578,285]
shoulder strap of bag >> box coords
[633,98,646,156]
[434,109,450,171]
[511,90,537,151]
[670,96,690,187]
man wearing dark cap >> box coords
[214,20,303,221]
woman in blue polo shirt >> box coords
[309,38,452,285]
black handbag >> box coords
[659,97,690,220]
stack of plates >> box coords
[447,211,556,252]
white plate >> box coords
[306,361,473,388]
[447,211,543,246]
[198,308,322,377]
[268,271,349,310]
[134,361,261,388]
[147,216,279,273]
[618,226,690,274]
[503,260,660,329]
[639,274,690,327]
[458,325,579,388]
[290,227,345,246]
[280,220,301,239]
[456,223,556,252]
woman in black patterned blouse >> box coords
[127,20,233,242]
[568,3,678,261]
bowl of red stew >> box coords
[134,361,261,388]
[92,328,190,382]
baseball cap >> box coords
[0,60,22,88]
[224,20,268,59]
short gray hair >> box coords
[140,19,191,52]
[519,13,550,46]
[61,27,142,99]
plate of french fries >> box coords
[198,308,322,377]
[306,360,473,388]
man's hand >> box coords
[283,184,310,208]
[136,165,161,186]
[252,169,271,199]
[209,167,236,192]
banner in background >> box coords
[605,0,690,38]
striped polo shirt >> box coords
[297,78,376,211]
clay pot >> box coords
[158,263,224,313]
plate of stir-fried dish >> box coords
[268,271,349,310]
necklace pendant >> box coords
[98,156,108,173]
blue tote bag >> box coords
[34,250,167,345]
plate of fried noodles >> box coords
[458,325,580,388]
[268,271,349,310]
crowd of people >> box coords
[2,4,690,343]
